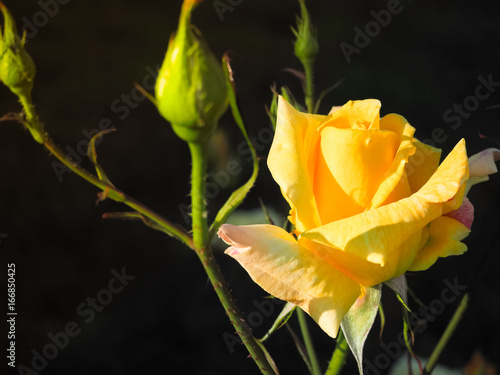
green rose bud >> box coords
[292,0,319,66]
[0,2,43,143]
[0,1,36,100]
[155,0,228,143]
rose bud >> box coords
[292,0,319,67]
[155,0,228,143]
[0,2,36,101]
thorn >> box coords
[0,112,22,123]
[96,187,111,205]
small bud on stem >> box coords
[155,0,228,143]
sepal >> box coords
[341,285,382,375]
[87,129,116,187]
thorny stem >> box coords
[188,141,276,375]
[188,142,209,250]
[43,136,193,247]
[14,94,193,245]
[16,90,275,375]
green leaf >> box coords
[209,55,259,239]
[87,128,115,186]
[259,302,296,342]
[341,285,382,375]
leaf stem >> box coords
[14,96,192,245]
[325,329,349,375]
[423,293,470,375]
[297,308,321,375]
[208,55,259,240]
[42,136,194,246]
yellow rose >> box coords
[218,97,473,338]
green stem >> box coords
[423,293,470,375]
[17,94,191,245]
[188,141,276,375]
[19,94,36,121]
[304,60,315,114]
[19,94,44,143]
[297,308,321,375]
[19,95,274,374]
[325,329,349,375]
[13,74,275,371]
[195,247,276,374]
[188,142,209,249]
[42,137,193,246]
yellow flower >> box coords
[219,97,475,338]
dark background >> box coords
[1,0,500,374]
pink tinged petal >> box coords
[218,224,362,338]
[468,148,500,177]
[268,97,325,233]
[446,197,474,229]
[466,148,500,193]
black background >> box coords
[1,0,500,374]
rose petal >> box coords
[316,125,400,221]
[301,139,468,284]
[369,114,416,209]
[416,139,468,203]
[446,197,474,229]
[406,140,442,193]
[297,235,415,287]
[219,223,362,338]
[328,106,342,115]
[268,97,325,233]
[468,148,500,177]
[321,99,381,130]
[409,216,470,271]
